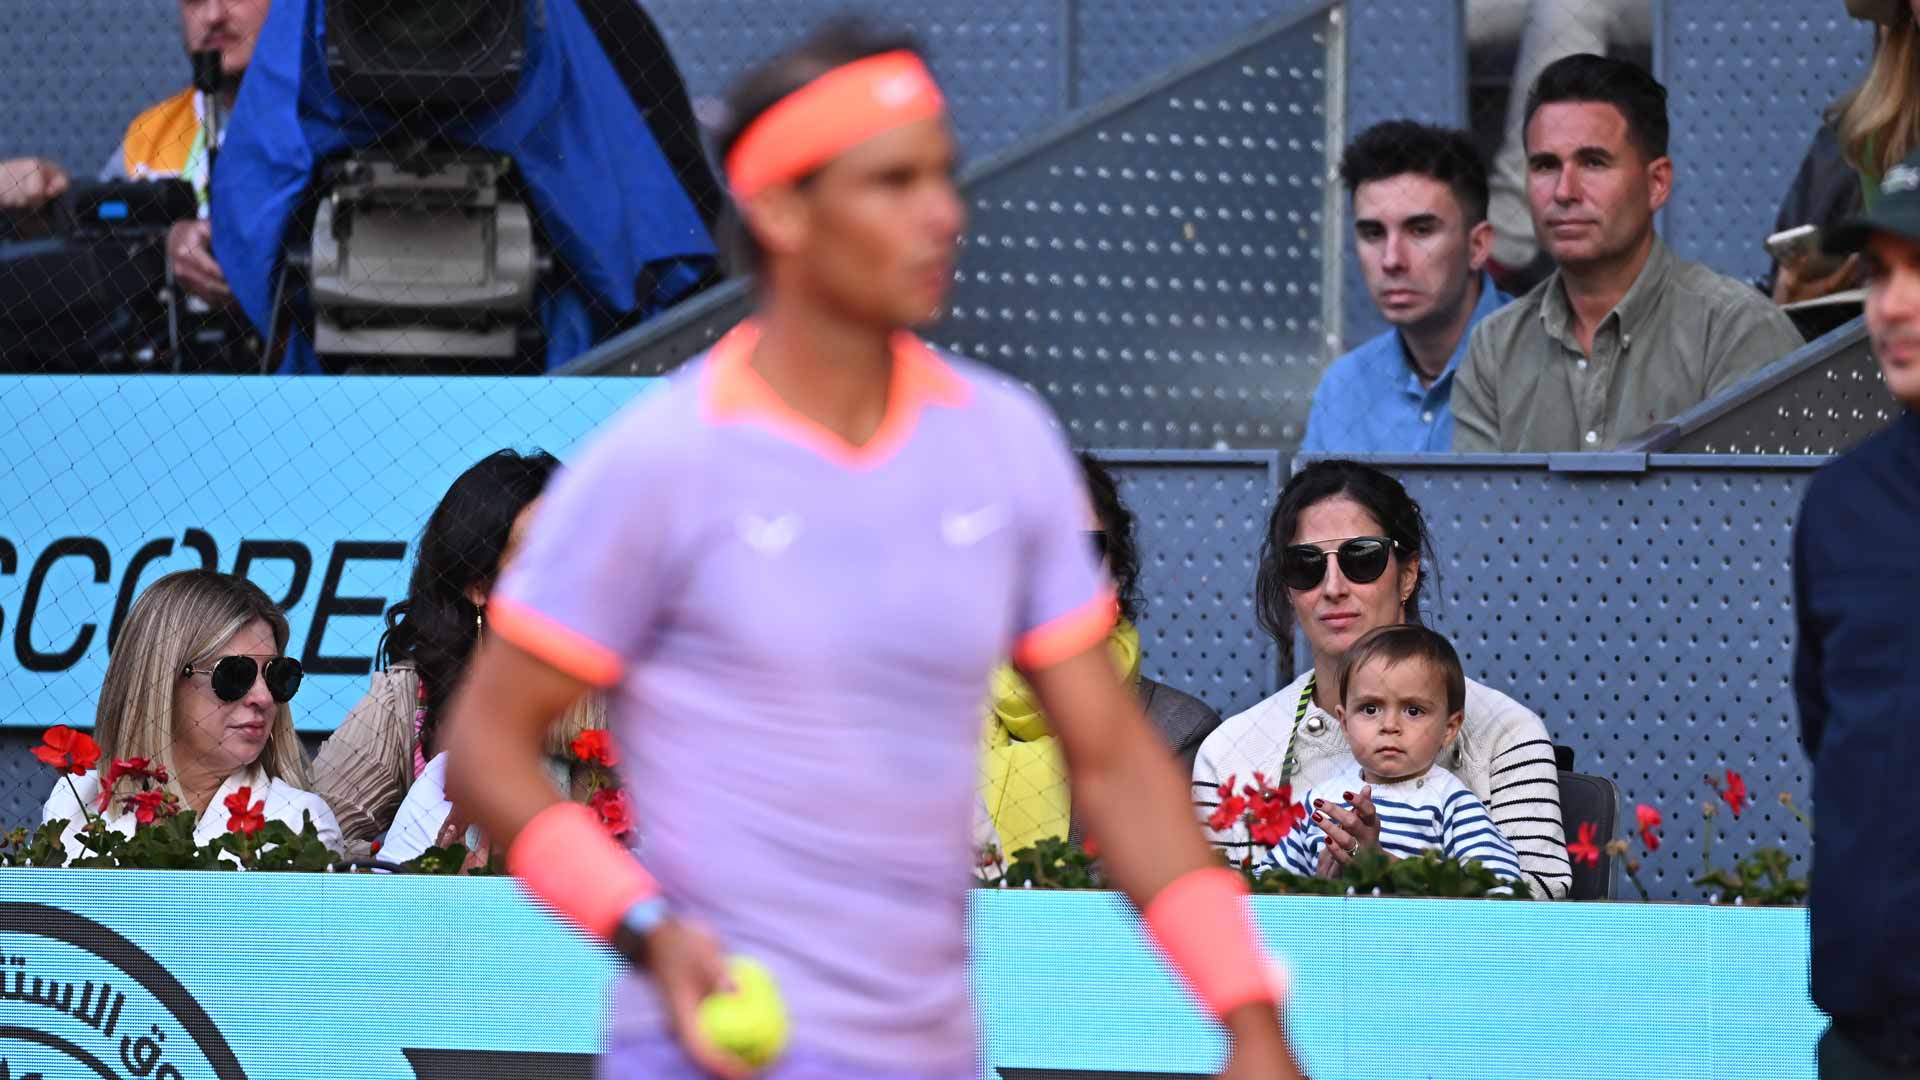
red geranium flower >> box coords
[1207,774,1249,833]
[1241,776,1307,849]
[589,788,634,840]
[32,726,101,777]
[1257,787,1308,834]
[98,757,171,812]
[1635,804,1663,851]
[122,789,178,825]
[1081,834,1100,859]
[1567,821,1601,866]
[104,756,164,787]
[223,786,266,836]
[1722,771,1747,819]
[570,730,617,768]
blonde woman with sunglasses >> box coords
[42,569,341,862]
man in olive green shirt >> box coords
[1452,55,1804,452]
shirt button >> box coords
[1421,411,1434,423]
[1576,359,1588,370]
[1585,431,1599,445]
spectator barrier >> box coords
[0,378,1277,832]
[568,2,1348,451]
[1621,316,1891,455]
[0,362,1843,902]
[0,876,1821,1079]
[1286,452,1824,901]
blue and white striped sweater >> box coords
[1268,764,1523,883]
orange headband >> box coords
[726,50,946,198]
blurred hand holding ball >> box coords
[697,957,788,1069]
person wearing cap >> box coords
[435,18,1304,1080]
[1451,54,1805,452]
[1795,146,1920,1080]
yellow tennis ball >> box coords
[697,957,788,1069]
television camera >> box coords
[278,0,548,373]
[0,52,257,373]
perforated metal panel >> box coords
[574,8,1343,451]
[1071,0,1319,106]
[643,0,1069,159]
[943,14,1337,449]
[1345,456,1819,901]
[1661,0,1871,284]
[0,0,185,173]
[0,731,54,834]
[1624,317,1898,455]
[1069,0,1466,351]
[1105,452,1287,719]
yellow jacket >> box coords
[978,621,1140,856]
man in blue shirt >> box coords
[1794,147,1920,1079]
[1301,121,1511,453]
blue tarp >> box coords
[211,0,717,372]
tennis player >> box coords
[442,19,1304,1080]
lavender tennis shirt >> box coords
[493,322,1114,1073]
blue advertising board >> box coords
[0,376,650,732]
[0,876,1823,1079]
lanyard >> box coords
[183,91,211,214]
[1277,674,1316,789]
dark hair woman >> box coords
[1191,459,1571,899]
[311,449,601,855]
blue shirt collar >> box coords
[1391,271,1509,400]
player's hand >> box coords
[0,157,69,211]
[1314,785,1382,870]
[168,219,234,305]
[646,917,755,1080]
[1219,1002,1308,1079]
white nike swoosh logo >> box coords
[739,513,801,555]
[941,505,1008,547]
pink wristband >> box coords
[1143,866,1284,1018]
[506,801,658,941]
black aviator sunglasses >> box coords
[180,655,304,703]
[1278,535,1403,591]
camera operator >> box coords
[0,0,269,306]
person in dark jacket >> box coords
[1795,144,1920,1080]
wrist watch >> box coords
[611,895,671,968]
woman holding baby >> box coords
[1192,460,1571,899]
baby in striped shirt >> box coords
[1270,624,1522,885]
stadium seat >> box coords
[1557,758,1621,902]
